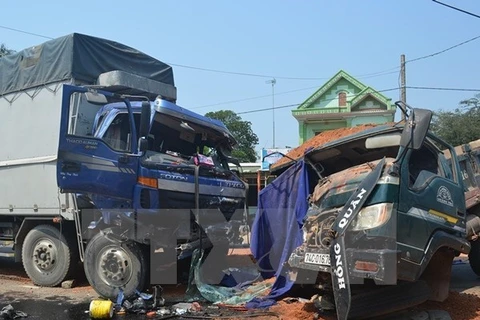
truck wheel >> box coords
[22,224,75,287]
[84,230,147,300]
[469,240,480,276]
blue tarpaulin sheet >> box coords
[247,160,310,308]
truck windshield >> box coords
[145,112,232,170]
[99,111,233,170]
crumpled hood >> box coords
[310,158,393,211]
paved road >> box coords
[0,256,478,319]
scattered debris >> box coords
[135,290,153,300]
[157,308,171,316]
[187,249,273,306]
[152,285,165,308]
[130,297,147,314]
[61,280,75,289]
[191,302,203,312]
[0,305,27,320]
[88,299,114,319]
[146,310,157,317]
[282,297,310,304]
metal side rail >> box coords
[72,195,85,262]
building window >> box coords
[338,92,347,107]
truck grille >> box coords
[158,190,244,222]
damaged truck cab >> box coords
[57,85,247,298]
[0,33,247,300]
[287,106,478,319]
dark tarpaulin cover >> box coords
[0,33,174,96]
[247,160,310,308]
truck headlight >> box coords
[350,203,393,231]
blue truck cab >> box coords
[57,85,248,298]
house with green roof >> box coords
[292,70,396,144]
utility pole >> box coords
[266,78,277,148]
[400,54,406,121]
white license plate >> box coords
[304,252,331,265]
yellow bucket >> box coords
[89,299,114,319]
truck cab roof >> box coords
[93,99,236,146]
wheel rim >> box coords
[97,245,133,287]
[33,239,58,273]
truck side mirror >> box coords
[138,101,151,153]
[400,108,433,150]
[85,91,108,105]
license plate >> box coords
[304,252,331,265]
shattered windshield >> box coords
[143,112,233,170]
[93,101,237,171]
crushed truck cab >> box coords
[0,33,247,300]
[265,105,480,319]
[57,85,248,298]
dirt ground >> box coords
[0,251,479,320]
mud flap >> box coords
[330,158,386,320]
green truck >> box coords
[278,103,480,319]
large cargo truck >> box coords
[0,33,247,298]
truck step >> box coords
[0,240,14,258]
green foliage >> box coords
[0,43,15,57]
[205,110,259,162]
[431,94,480,146]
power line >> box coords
[169,62,400,81]
[174,32,480,81]
[236,86,480,115]
[432,0,480,19]
[2,23,479,89]
[406,34,480,64]
[407,86,480,92]
[173,34,480,80]
[167,62,331,81]
[0,23,400,82]
[192,85,325,109]
[237,103,301,115]
[0,25,53,40]
[193,70,399,109]
[237,87,400,115]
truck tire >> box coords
[84,230,147,300]
[22,224,76,287]
[469,240,480,276]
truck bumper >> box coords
[288,246,399,285]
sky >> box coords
[1,0,480,159]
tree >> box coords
[431,93,480,146]
[205,110,259,162]
[0,43,15,57]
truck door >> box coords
[57,85,138,201]
[397,144,465,262]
